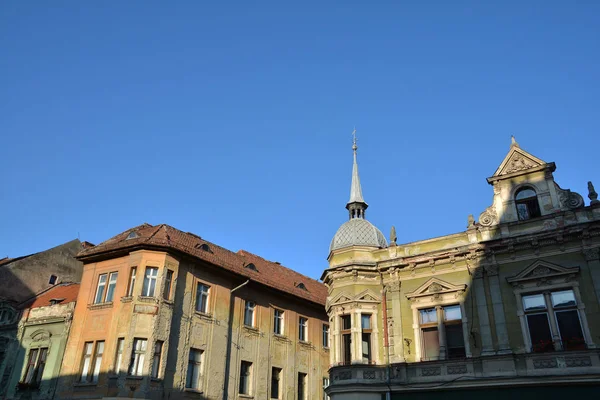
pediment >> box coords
[493,145,546,177]
[30,329,51,342]
[328,291,353,306]
[355,289,381,303]
[406,278,467,299]
[507,260,579,284]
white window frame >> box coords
[195,283,210,314]
[406,278,471,361]
[244,300,256,327]
[507,261,595,352]
[186,348,204,390]
[94,274,108,304]
[322,323,330,348]
[273,308,284,335]
[128,338,147,376]
[127,267,137,297]
[142,267,159,297]
[299,316,308,342]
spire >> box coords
[346,128,368,219]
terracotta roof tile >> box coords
[21,283,80,309]
[78,224,327,306]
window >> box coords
[113,338,124,373]
[151,341,163,379]
[419,305,465,360]
[298,372,307,400]
[361,314,372,363]
[186,349,203,390]
[244,301,256,327]
[163,270,174,300]
[195,283,210,314]
[270,367,281,399]
[296,282,308,291]
[23,347,48,385]
[49,275,58,285]
[0,308,14,324]
[323,377,330,400]
[142,267,158,297]
[80,341,104,383]
[341,315,352,365]
[322,324,330,348]
[198,243,212,253]
[128,338,147,376]
[239,361,252,395]
[94,274,107,304]
[245,263,258,272]
[105,272,118,302]
[299,317,308,342]
[523,289,585,352]
[127,231,138,239]
[515,187,541,221]
[273,309,284,335]
[127,267,137,297]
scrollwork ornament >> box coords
[478,206,498,227]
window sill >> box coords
[184,388,204,394]
[121,296,133,303]
[162,299,174,306]
[299,340,312,346]
[239,395,254,399]
[243,325,260,335]
[73,382,97,387]
[194,311,213,319]
[125,376,144,380]
[138,296,159,303]
[323,346,330,351]
[150,377,163,382]
[87,302,113,310]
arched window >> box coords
[515,187,541,221]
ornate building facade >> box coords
[324,137,600,399]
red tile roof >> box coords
[78,224,328,306]
[21,283,80,309]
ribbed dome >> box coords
[330,218,388,252]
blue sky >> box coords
[1,1,599,281]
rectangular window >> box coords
[244,301,256,327]
[322,324,330,348]
[239,361,252,395]
[298,372,307,400]
[23,347,48,384]
[420,308,439,360]
[299,317,308,342]
[151,341,163,379]
[80,342,93,382]
[94,274,107,304]
[341,315,352,364]
[113,338,124,373]
[163,270,174,300]
[105,272,118,302]
[195,283,210,314]
[79,341,104,383]
[142,267,158,297]
[273,309,284,335]
[444,305,465,359]
[128,338,147,376]
[127,267,137,297]
[361,314,372,363]
[323,377,330,400]
[270,367,281,399]
[552,290,585,350]
[186,348,203,390]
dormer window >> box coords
[245,263,258,272]
[127,231,139,240]
[196,243,213,253]
[295,282,308,291]
[515,187,541,221]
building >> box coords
[0,240,87,399]
[3,283,80,400]
[57,224,330,400]
[324,137,600,399]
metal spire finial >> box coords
[352,127,358,151]
[346,127,368,218]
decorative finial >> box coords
[588,181,599,205]
[352,127,357,151]
[390,226,397,246]
[511,135,519,147]
[467,214,475,229]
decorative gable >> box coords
[507,260,579,286]
[355,289,381,303]
[406,277,467,300]
[493,143,546,177]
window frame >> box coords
[244,300,256,327]
[340,314,352,365]
[298,316,308,342]
[361,314,373,363]
[142,267,159,297]
[79,341,104,383]
[270,366,282,399]
[105,272,118,302]
[163,270,174,301]
[22,347,48,385]
[322,323,330,348]
[273,308,284,335]
[514,186,541,221]
[239,360,253,395]
[195,282,210,314]
[127,267,137,297]
[93,274,108,304]
[297,372,307,400]
[128,338,147,377]
[151,341,163,379]
[113,338,124,374]
[186,348,204,390]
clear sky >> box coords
[1,1,599,281]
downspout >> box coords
[380,272,392,400]
[222,279,249,400]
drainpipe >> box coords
[380,273,392,400]
[222,280,249,400]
